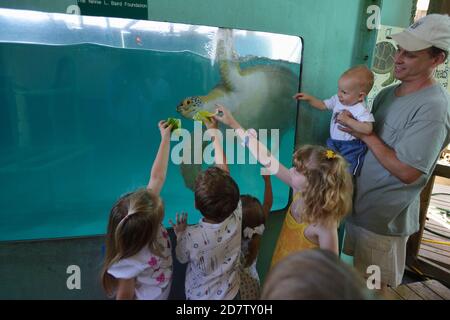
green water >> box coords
[0,42,299,241]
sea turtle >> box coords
[372,41,397,87]
[177,29,297,132]
[176,28,298,190]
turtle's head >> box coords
[176,96,204,119]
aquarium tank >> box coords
[0,8,302,241]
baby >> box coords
[295,65,375,176]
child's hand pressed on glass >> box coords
[293,93,311,101]
[169,212,188,236]
[262,173,272,182]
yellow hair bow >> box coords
[325,150,337,160]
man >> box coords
[339,14,450,288]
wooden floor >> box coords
[385,280,450,300]
[389,182,450,300]
[420,184,450,270]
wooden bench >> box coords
[385,280,450,300]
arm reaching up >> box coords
[147,120,172,195]
[204,117,229,173]
[214,104,296,189]
[262,174,273,219]
[294,93,327,111]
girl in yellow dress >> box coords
[214,105,353,267]
[270,146,353,267]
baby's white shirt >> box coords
[324,95,375,141]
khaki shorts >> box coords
[343,222,409,287]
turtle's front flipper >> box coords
[215,28,242,92]
[215,28,237,61]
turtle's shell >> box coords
[373,41,396,74]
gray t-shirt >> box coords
[348,84,450,236]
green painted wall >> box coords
[0,0,74,13]
[381,0,415,27]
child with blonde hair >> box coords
[295,65,375,176]
[101,120,173,300]
[214,106,353,265]
[270,145,352,266]
[239,174,273,300]
[261,249,372,300]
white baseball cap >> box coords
[388,14,450,52]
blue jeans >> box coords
[326,138,368,176]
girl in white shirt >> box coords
[101,120,173,300]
